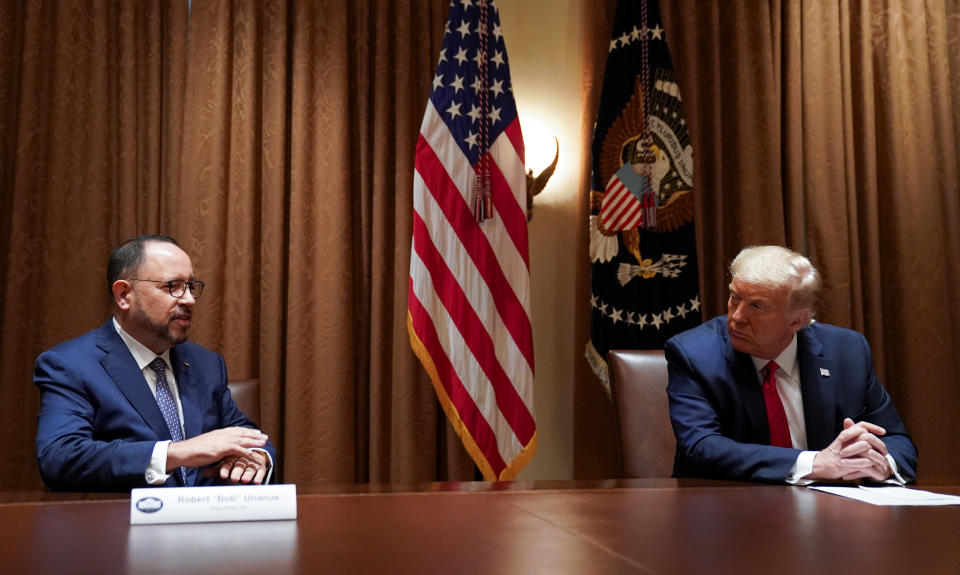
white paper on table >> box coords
[809,485,960,506]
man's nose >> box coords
[730,302,745,321]
[178,289,196,306]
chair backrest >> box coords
[227,379,261,425]
[608,350,674,478]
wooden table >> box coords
[2,479,958,574]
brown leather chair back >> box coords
[608,350,674,478]
[227,379,261,425]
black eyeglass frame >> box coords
[126,278,205,299]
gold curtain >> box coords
[0,0,189,490]
[0,0,474,491]
[577,0,960,480]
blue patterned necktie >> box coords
[148,357,187,485]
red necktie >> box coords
[762,361,792,448]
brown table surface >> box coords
[2,479,959,574]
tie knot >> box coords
[149,357,166,376]
[764,361,779,381]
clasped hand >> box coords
[210,451,269,485]
[810,418,891,482]
[166,427,270,484]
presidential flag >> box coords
[408,0,536,480]
[586,0,700,389]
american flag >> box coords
[408,0,536,480]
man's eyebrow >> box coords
[731,291,770,305]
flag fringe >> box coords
[500,429,537,481]
[407,312,536,481]
[584,340,612,398]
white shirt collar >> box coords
[750,333,799,378]
[112,316,172,371]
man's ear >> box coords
[788,308,810,332]
[112,280,133,311]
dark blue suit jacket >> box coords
[665,316,917,483]
[35,319,276,491]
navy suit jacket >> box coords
[665,316,917,483]
[35,319,276,491]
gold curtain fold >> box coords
[577,0,960,480]
[0,0,189,490]
[0,0,473,491]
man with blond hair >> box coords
[666,245,917,483]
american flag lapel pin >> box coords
[820,368,830,377]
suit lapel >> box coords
[725,339,770,443]
[170,346,202,442]
[96,321,172,441]
[798,325,836,450]
[171,345,204,486]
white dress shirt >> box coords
[112,318,273,485]
[750,334,904,484]
[112,317,183,485]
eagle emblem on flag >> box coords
[593,74,694,270]
[586,0,701,388]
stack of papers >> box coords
[809,485,960,506]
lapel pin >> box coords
[820,368,830,377]
[183,361,190,367]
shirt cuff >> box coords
[252,448,274,484]
[786,450,819,485]
[787,452,904,485]
[883,454,906,485]
[146,441,172,485]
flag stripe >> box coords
[602,185,632,224]
[412,167,535,414]
[603,182,631,217]
[411,210,535,443]
[409,1,535,480]
[602,178,646,230]
[419,104,532,320]
[624,202,645,227]
[602,194,630,228]
[415,129,535,370]
[408,254,525,468]
[503,116,525,166]
[407,281,510,474]
[488,120,530,267]
[612,198,643,228]
[614,201,643,230]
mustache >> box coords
[171,309,193,320]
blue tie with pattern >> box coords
[148,357,187,485]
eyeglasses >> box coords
[127,279,205,299]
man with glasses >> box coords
[34,235,275,490]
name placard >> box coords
[130,484,297,525]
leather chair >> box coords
[608,350,675,478]
[227,379,261,425]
